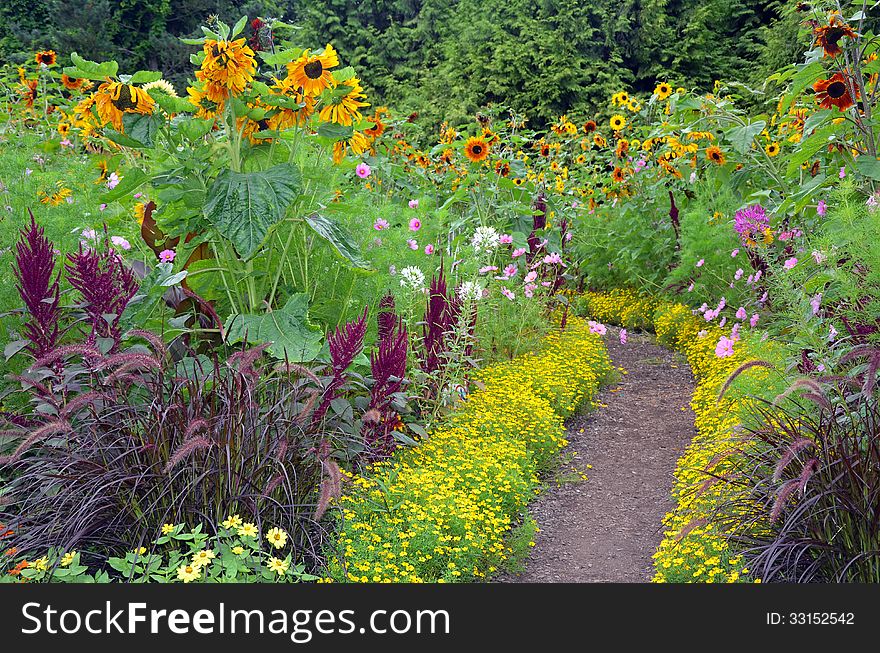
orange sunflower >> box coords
[814,16,857,58]
[464,136,490,163]
[582,120,597,133]
[318,76,369,126]
[94,82,155,131]
[593,134,607,148]
[611,167,626,183]
[287,44,339,96]
[61,73,84,90]
[813,72,857,111]
[494,160,511,177]
[35,50,56,66]
[199,38,256,100]
[705,146,726,165]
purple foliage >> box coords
[13,211,61,358]
[364,318,408,459]
[527,192,547,261]
[312,307,368,425]
[422,266,458,374]
[65,243,138,349]
[377,293,398,343]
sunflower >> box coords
[94,159,109,184]
[39,183,72,206]
[287,44,339,96]
[266,79,315,129]
[814,16,856,58]
[627,99,642,112]
[593,134,607,148]
[61,73,84,91]
[583,120,597,133]
[575,154,587,164]
[615,139,629,158]
[141,79,178,98]
[464,136,490,163]
[94,82,155,131]
[705,146,726,165]
[611,167,626,183]
[814,72,857,111]
[364,115,386,139]
[200,38,256,99]
[494,160,511,177]
[332,130,371,164]
[654,81,673,101]
[57,121,70,138]
[765,142,780,157]
[187,83,223,119]
[35,50,56,66]
[610,114,626,131]
[319,76,370,126]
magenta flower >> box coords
[99,203,107,211]
[687,282,694,292]
[829,324,838,341]
[355,163,371,178]
[783,257,798,270]
[502,264,517,278]
[523,283,537,298]
[715,336,735,358]
[817,200,827,216]
[734,204,769,245]
[409,218,421,232]
[408,199,419,209]
[499,234,513,245]
[839,167,846,179]
[373,218,389,231]
[159,249,176,264]
[620,329,628,344]
[588,320,607,335]
[479,265,498,274]
[424,244,434,255]
[512,247,527,258]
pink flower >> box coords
[424,244,434,255]
[523,283,537,298]
[111,236,131,250]
[502,264,518,278]
[588,320,607,335]
[106,172,120,190]
[373,218,389,230]
[60,139,72,147]
[750,313,760,328]
[99,203,107,211]
[731,249,739,257]
[524,271,537,284]
[409,218,421,232]
[696,258,704,267]
[817,199,827,216]
[731,323,741,341]
[839,166,846,179]
[541,281,552,287]
[704,309,716,321]
[811,293,822,315]
[717,297,726,311]
[498,234,514,245]
[829,324,838,341]
[134,192,143,199]
[783,257,798,270]
[159,249,176,264]
[687,282,695,292]
[735,307,747,320]
[715,336,735,358]
[620,329,628,344]
[812,250,826,264]
[408,199,419,209]
[479,265,498,274]
[355,163,371,178]
[501,287,515,301]
[719,317,727,327]
[407,239,418,250]
[512,247,527,258]
[542,252,564,265]
[734,268,743,281]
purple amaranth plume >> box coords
[363,318,408,459]
[311,307,368,425]
[13,211,61,359]
[527,192,547,263]
[422,265,455,374]
[65,243,138,350]
[377,293,398,343]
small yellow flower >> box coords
[267,557,289,576]
[238,522,258,538]
[266,527,288,549]
[60,551,76,567]
[177,564,201,583]
[232,546,245,555]
[222,514,243,529]
[161,523,175,535]
[191,549,216,567]
[134,547,147,556]
[33,557,49,571]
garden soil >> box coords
[499,328,696,583]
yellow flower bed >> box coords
[327,317,612,582]
[579,290,787,583]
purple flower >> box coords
[312,307,368,426]
[839,166,846,179]
[817,199,827,216]
[731,248,739,257]
[159,249,176,263]
[13,212,61,358]
[750,313,760,328]
[734,268,743,280]
[734,204,769,245]
[735,307,747,320]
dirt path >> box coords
[499,328,697,583]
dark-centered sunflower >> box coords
[609,114,626,131]
[61,73,83,90]
[814,16,856,58]
[611,167,626,183]
[583,120,597,133]
[287,44,339,96]
[705,146,726,165]
[200,38,257,99]
[814,72,857,111]
[464,136,490,163]
[765,142,780,157]
[35,50,56,66]
[94,82,155,131]
[654,82,673,101]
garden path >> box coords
[499,328,696,582]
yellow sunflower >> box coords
[319,76,370,126]
[765,142,780,157]
[57,121,71,137]
[287,44,339,96]
[199,38,256,99]
[654,81,673,100]
[463,136,490,163]
[187,83,223,119]
[610,114,626,131]
[93,82,155,131]
[267,80,315,130]
[593,134,607,148]
[332,130,371,164]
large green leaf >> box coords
[855,155,880,181]
[100,168,149,202]
[726,120,766,155]
[225,293,323,362]
[64,52,119,81]
[203,164,301,259]
[121,113,159,148]
[304,213,372,270]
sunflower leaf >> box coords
[203,164,302,259]
[231,15,248,39]
[854,155,880,181]
[67,52,119,80]
[259,48,302,66]
[726,120,766,155]
[122,113,160,148]
[128,70,163,84]
[304,213,372,270]
[100,168,149,202]
[316,122,354,141]
[225,293,324,362]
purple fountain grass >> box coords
[13,211,61,359]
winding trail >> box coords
[500,327,697,583]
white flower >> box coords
[470,226,500,254]
[457,281,484,302]
[399,266,425,291]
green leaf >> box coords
[100,168,149,202]
[854,155,880,181]
[726,120,766,155]
[104,128,146,149]
[259,48,302,66]
[226,293,324,362]
[203,164,302,259]
[304,213,372,269]
[785,124,840,176]
[231,16,248,38]
[128,70,163,84]
[154,93,194,115]
[779,61,823,114]
[179,117,215,141]
[122,113,159,148]
[66,52,119,80]
[316,122,354,141]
